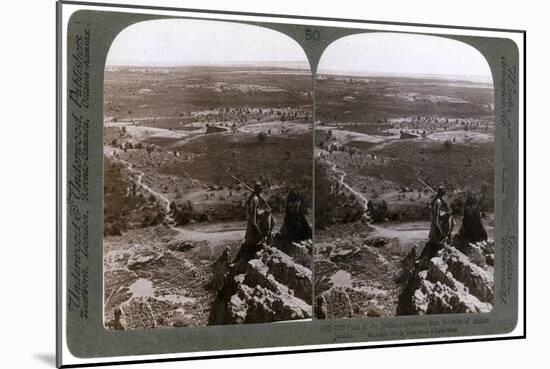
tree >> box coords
[173,201,195,226]
[258,131,267,146]
[444,139,452,153]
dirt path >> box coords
[320,155,434,255]
[105,145,246,248]
[128,162,171,211]
[105,147,174,216]
[324,158,369,211]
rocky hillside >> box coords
[209,240,312,324]
[104,227,217,330]
[397,239,494,314]
[314,221,404,319]
[314,219,495,318]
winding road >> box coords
[105,146,176,225]
[104,145,245,251]
[325,158,369,211]
[323,156,433,252]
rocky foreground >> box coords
[106,224,493,327]
[314,222,404,319]
[104,226,219,330]
[314,220,495,318]
[209,239,313,324]
[397,239,494,314]
[105,224,313,329]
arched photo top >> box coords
[102,18,315,330]
[317,32,493,85]
[106,18,310,69]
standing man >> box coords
[235,182,275,261]
[428,185,454,247]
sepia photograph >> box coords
[314,33,495,318]
[102,19,314,329]
[52,3,527,365]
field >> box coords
[314,74,495,318]
[104,66,312,128]
[103,65,313,329]
[103,66,496,324]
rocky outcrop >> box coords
[273,237,312,268]
[315,288,353,319]
[397,240,494,315]
[209,242,312,324]
[126,251,165,271]
[168,239,207,252]
[113,298,157,330]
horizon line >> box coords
[105,63,493,83]
[105,60,310,68]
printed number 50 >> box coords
[305,29,320,41]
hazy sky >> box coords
[106,19,308,66]
[318,33,492,82]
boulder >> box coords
[273,238,312,268]
[168,240,206,252]
[365,237,390,248]
[329,246,360,263]
[114,298,157,330]
[315,288,353,319]
[446,249,494,303]
[209,246,312,324]
[397,241,494,315]
[126,251,164,271]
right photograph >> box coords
[314,33,495,318]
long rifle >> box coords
[418,178,452,214]
[231,175,272,211]
[417,178,437,195]
[231,175,254,192]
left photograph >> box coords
[102,19,314,329]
